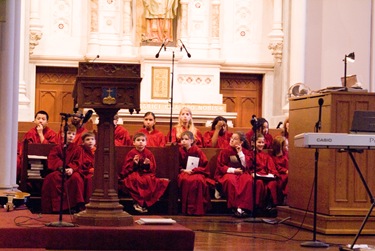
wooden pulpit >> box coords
[73,62,141,226]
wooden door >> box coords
[35,66,78,122]
[220,73,263,127]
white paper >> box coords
[136,218,176,225]
[186,156,200,171]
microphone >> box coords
[82,110,94,124]
[317,98,324,131]
[250,115,257,126]
[318,98,324,106]
[155,39,167,58]
[276,122,283,129]
[179,39,191,58]
[92,55,100,62]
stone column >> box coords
[0,0,21,191]
[121,0,133,54]
[268,0,284,64]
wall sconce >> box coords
[343,52,355,90]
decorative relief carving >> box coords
[211,3,220,38]
[53,0,71,34]
[39,72,77,85]
[78,63,141,77]
[234,1,253,41]
[268,41,283,63]
[29,29,43,55]
[221,79,258,90]
[90,0,99,32]
[177,75,213,85]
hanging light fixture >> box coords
[343,52,355,90]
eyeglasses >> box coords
[230,137,240,141]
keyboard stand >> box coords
[339,150,375,251]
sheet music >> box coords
[186,156,199,171]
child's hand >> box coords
[133,155,140,164]
[36,124,43,134]
[183,169,192,174]
[65,168,73,176]
[234,168,243,175]
[235,145,242,153]
[143,158,150,165]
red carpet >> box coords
[0,208,195,250]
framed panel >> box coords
[152,67,170,99]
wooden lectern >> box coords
[278,92,375,234]
[73,62,141,226]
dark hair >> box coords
[181,130,195,141]
[143,112,156,129]
[133,132,147,141]
[35,110,49,121]
[211,116,227,130]
[233,131,251,150]
[81,131,95,141]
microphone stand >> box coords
[155,40,191,142]
[300,98,328,247]
[169,50,175,142]
[245,118,263,223]
[46,115,75,227]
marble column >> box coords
[0,0,21,191]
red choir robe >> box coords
[178,145,211,215]
[41,143,84,213]
[249,150,279,206]
[115,125,132,146]
[270,153,288,204]
[138,128,166,147]
[73,126,88,145]
[215,146,262,211]
[167,126,204,147]
[23,126,57,144]
[120,148,169,208]
[78,145,96,203]
[203,130,232,149]
[17,126,57,182]
[245,130,273,149]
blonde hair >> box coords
[175,107,198,139]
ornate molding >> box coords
[268,41,283,64]
[29,28,43,56]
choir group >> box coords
[17,107,289,218]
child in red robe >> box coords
[178,131,211,215]
[250,133,279,210]
[137,112,166,147]
[120,132,169,213]
[203,116,232,148]
[246,117,273,149]
[41,124,85,213]
[167,107,204,147]
[114,114,132,146]
[270,135,289,205]
[78,131,96,203]
[215,131,259,218]
[17,110,57,182]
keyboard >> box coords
[294,133,375,149]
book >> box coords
[256,173,275,180]
[136,218,176,225]
[28,155,47,160]
[186,156,199,171]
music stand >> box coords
[300,98,328,247]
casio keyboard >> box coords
[295,132,375,250]
[294,132,375,149]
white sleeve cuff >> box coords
[227,167,235,173]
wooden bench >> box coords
[115,145,179,215]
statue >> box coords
[142,0,179,43]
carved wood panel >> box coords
[220,73,263,127]
[35,66,78,122]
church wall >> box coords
[22,0,287,126]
